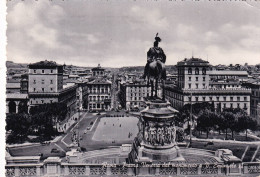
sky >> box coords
[6,0,260,67]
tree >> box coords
[237,114,257,140]
[6,113,30,143]
[196,109,215,138]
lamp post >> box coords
[189,92,192,147]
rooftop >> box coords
[208,70,248,75]
[28,60,62,68]
[177,57,209,66]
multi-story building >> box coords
[86,78,112,111]
[28,60,78,116]
[164,57,251,114]
[119,80,151,110]
[243,80,260,123]
[20,74,28,93]
[92,64,105,77]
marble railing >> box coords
[6,162,260,176]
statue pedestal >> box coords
[129,99,184,163]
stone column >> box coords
[85,166,90,176]
[106,167,112,175]
[155,167,160,175]
[198,165,201,175]
[36,166,41,176]
[63,165,69,175]
[14,166,19,176]
[6,101,9,114]
[15,101,20,113]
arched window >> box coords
[202,68,206,75]
[188,68,192,74]
[195,68,199,75]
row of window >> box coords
[33,69,54,74]
[30,99,53,104]
[32,88,54,92]
[188,76,206,81]
[33,79,54,84]
[188,83,206,89]
[129,97,143,101]
[89,96,109,101]
[188,67,207,75]
[188,96,248,102]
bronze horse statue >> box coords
[146,59,166,99]
[143,34,166,99]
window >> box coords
[195,68,199,75]
[224,103,226,108]
[196,77,198,81]
[203,84,205,88]
[41,100,44,104]
[189,97,192,102]
[224,97,226,101]
[42,88,44,92]
[50,80,53,84]
[189,77,191,81]
[196,84,198,89]
[244,97,247,101]
[230,103,233,108]
[230,97,233,101]
[217,97,219,101]
[51,70,53,73]
[50,100,53,103]
[42,79,45,84]
[42,70,45,73]
[237,103,240,108]
[202,68,206,75]
[237,97,240,101]
[203,77,205,81]
[33,80,36,84]
[244,103,247,108]
[210,97,213,101]
[203,97,206,102]
[34,70,36,73]
[34,88,36,92]
[50,88,53,91]
[188,68,192,74]
[196,97,199,102]
[189,84,191,89]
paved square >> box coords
[92,116,139,141]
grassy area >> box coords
[190,140,260,162]
[194,132,258,141]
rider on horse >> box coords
[142,33,167,80]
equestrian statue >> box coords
[142,33,166,99]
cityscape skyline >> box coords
[6,1,260,67]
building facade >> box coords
[243,81,260,123]
[28,60,78,116]
[164,57,251,114]
[119,81,151,110]
[87,78,112,111]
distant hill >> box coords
[6,61,28,69]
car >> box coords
[51,148,60,153]
[41,141,51,145]
[87,127,91,130]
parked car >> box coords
[51,148,60,153]
[41,141,51,145]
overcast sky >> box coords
[6,0,260,67]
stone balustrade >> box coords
[5,161,260,176]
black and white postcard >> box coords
[3,0,260,176]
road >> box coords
[8,110,134,160]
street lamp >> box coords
[189,92,192,147]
